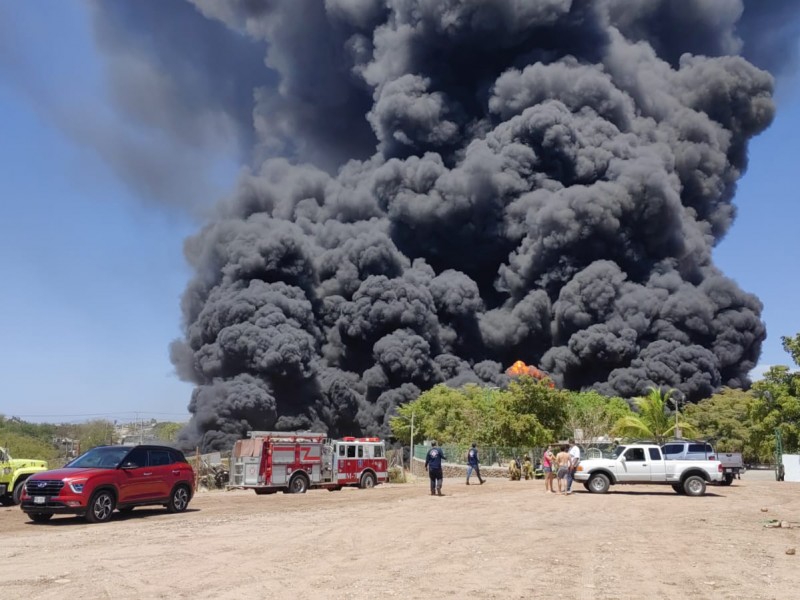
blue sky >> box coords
[0,2,798,423]
[714,71,800,380]
[0,1,202,423]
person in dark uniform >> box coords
[425,441,446,496]
[466,442,485,485]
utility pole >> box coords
[135,412,144,444]
[671,392,682,439]
[675,396,679,437]
[762,392,783,481]
[409,411,414,475]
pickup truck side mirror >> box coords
[619,455,626,463]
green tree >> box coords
[493,376,570,446]
[564,391,632,443]
[0,416,57,445]
[59,420,116,452]
[684,388,759,463]
[0,416,60,461]
[390,384,492,446]
[152,422,182,442]
[749,364,800,461]
[781,333,800,366]
[389,376,569,448]
[0,431,60,462]
[612,388,698,444]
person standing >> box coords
[542,445,556,493]
[555,444,571,495]
[466,442,485,485]
[425,441,447,496]
[566,439,581,494]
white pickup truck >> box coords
[573,443,724,496]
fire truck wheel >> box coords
[288,474,309,494]
[360,472,377,490]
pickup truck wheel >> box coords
[85,490,116,523]
[588,473,610,494]
[29,513,53,523]
[288,474,309,494]
[683,475,706,497]
[721,474,734,486]
[672,484,685,494]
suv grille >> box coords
[25,480,65,496]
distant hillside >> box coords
[0,415,184,463]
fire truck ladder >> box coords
[247,431,326,441]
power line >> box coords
[8,411,188,418]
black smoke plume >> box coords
[92,0,797,450]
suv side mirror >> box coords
[619,454,626,463]
[121,461,139,470]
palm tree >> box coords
[613,387,698,445]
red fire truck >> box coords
[229,431,389,494]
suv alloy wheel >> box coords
[86,490,116,523]
[167,485,190,513]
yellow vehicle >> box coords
[0,447,48,505]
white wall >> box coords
[781,454,800,482]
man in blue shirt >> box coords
[425,441,446,496]
[466,442,485,485]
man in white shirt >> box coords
[566,439,581,494]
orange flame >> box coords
[505,360,555,388]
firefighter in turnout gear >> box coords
[508,457,521,481]
[522,455,534,480]
[425,441,446,496]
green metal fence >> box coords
[412,442,620,466]
[413,444,543,466]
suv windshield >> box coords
[663,444,683,456]
[661,442,715,458]
[66,447,131,469]
[688,443,713,455]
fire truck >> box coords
[229,431,389,494]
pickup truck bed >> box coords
[716,452,744,485]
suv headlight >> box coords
[68,480,87,494]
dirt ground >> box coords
[1,472,798,600]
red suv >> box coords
[20,444,195,524]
